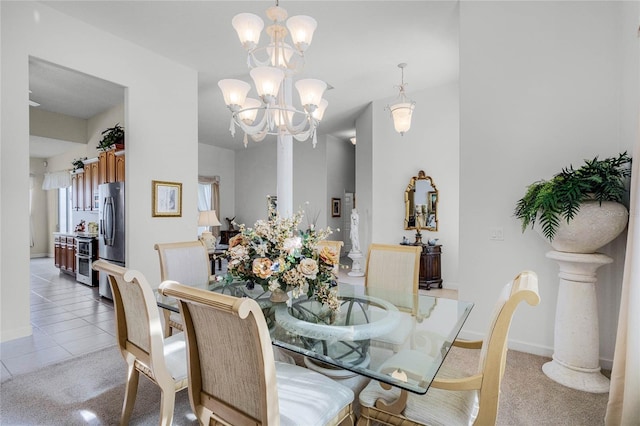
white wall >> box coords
[458,1,637,366]
[198,143,236,227]
[233,135,354,232]
[29,158,49,258]
[326,134,356,243]
[1,1,198,341]
[358,82,461,287]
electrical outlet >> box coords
[489,227,504,241]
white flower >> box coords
[298,258,319,279]
[282,236,302,255]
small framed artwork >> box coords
[331,198,341,218]
[152,180,182,217]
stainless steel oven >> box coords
[76,236,98,286]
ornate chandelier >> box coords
[218,1,327,148]
[387,63,415,136]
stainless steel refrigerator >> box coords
[98,182,125,299]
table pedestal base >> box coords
[543,250,612,394]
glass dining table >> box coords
[156,281,473,395]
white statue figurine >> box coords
[350,208,361,253]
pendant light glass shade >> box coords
[218,79,251,109]
[250,66,285,101]
[390,102,415,135]
[273,108,295,128]
[295,78,327,111]
[232,13,264,50]
[286,15,317,52]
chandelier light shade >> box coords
[231,13,264,50]
[387,63,416,136]
[219,1,327,147]
[217,79,251,110]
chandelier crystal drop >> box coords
[218,1,327,147]
[387,63,416,136]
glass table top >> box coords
[156,281,473,395]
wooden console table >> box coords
[418,244,442,290]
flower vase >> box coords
[270,287,289,303]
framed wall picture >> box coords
[331,197,341,217]
[152,180,182,217]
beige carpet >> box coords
[0,344,608,425]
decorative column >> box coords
[542,251,612,393]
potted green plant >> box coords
[97,123,125,151]
[514,152,631,251]
[71,157,87,171]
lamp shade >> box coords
[250,66,284,101]
[286,15,317,51]
[267,42,294,67]
[312,99,328,121]
[295,78,327,110]
[239,97,262,124]
[198,210,222,227]
[232,13,264,50]
[390,102,415,135]
[218,79,251,109]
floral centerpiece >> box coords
[224,206,341,311]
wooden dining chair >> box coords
[357,270,540,426]
[92,260,188,426]
[159,280,356,426]
[154,240,217,336]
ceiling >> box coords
[31,0,459,154]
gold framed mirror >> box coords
[404,170,438,232]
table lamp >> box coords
[198,210,221,250]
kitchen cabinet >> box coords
[54,233,76,276]
[83,159,99,211]
[115,151,125,182]
[71,170,84,211]
[54,234,62,268]
[99,149,125,184]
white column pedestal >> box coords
[542,250,612,393]
[348,251,365,277]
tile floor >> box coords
[1,258,116,382]
[1,255,456,383]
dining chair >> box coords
[362,243,422,352]
[317,239,344,275]
[159,280,356,426]
[92,259,188,426]
[357,270,540,426]
[154,240,216,336]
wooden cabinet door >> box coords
[115,154,125,182]
[54,235,62,268]
[84,164,93,210]
[98,152,108,184]
[85,161,99,210]
[106,150,116,183]
[71,173,83,211]
[66,237,76,273]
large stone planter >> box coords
[538,201,628,393]
[535,201,628,253]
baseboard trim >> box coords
[457,330,613,370]
[1,325,33,343]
